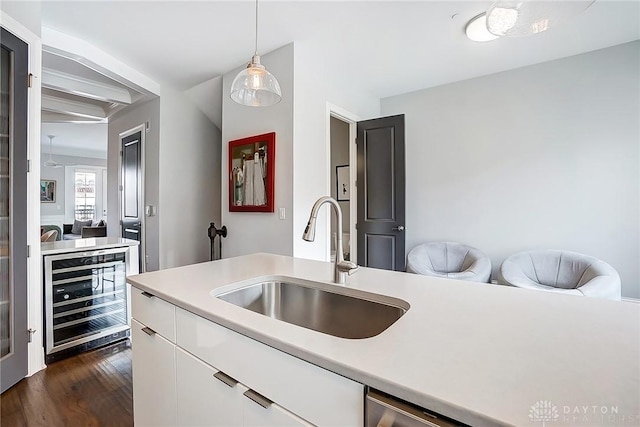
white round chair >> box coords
[498,250,621,301]
[406,241,491,283]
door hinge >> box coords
[27,159,30,172]
[27,245,30,258]
[28,328,36,343]
[355,180,358,188]
[355,223,358,230]
[119,185,123,191]
[120,150,123,156]
[28,73,34,88]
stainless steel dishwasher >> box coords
[366,388,466,427]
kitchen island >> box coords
[127,253,640,426]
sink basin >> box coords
[215,277,409,339]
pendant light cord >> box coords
[254,0,259,56]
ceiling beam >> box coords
[41,111,107,124]
[42,95,107,120]
[42,68,132,105]
[42,27,161,96]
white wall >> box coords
[40,154,107,221]
[108,97,160,271]
[292,40,380,261]
[219,42,380,260]
[221,44,295,258]
[381,41,640,298]
[159,86,221,268]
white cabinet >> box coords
[132,289,363,427]
[131,287,176,341]
[242,393,312,427]
[176,347,311,427]
[131,319,177,427]
[176,308,364,426]
[176,348,243,427]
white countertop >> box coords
[41,237,139,255]
[127,253,640,427]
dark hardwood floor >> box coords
[1,340,133,427]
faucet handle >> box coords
[347,265,359,276]
[337,260,359,275]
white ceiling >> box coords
[41,123,108,159]
[37,1,639,154]
[39,0,640,99]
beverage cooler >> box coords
[43,246,137,363]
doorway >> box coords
[327,110,406,272]
[329,117,352,263]
[327,105,359,264]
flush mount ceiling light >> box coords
[486,0,596,37]
[465,13,500,42]
[230,0,282,107]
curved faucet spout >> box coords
[302,196,358,284]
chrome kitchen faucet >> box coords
[303,196,359,284]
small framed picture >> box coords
[336,165,350,201]
[40,180,56,203]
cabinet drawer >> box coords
[243,390,314,427]
[131,319,177,426]
[176,308,364,426]
[176,348,243,427]
[131,287,176,342]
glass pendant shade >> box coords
[230,54,282,107]
[486,0,595,37]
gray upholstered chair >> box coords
[498,250,621,301]
[406,241,492,283]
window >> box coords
[74,171,96,220]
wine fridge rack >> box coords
[43,246,135,362]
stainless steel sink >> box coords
[215,278,409,339]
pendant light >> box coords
[486,0,595,37]
[230,0,282,107]
[44,135,62,168]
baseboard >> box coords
[621,297,639,304]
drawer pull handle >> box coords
[243,389,272,409]
[141,327,156,336]
[213,371,238,387]
[141,291,154,298]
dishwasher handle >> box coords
[366,389,465,427]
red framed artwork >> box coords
[229,132,275,212]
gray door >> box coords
[0,27,29,393]
[356,115,406,271]
[121,130,143,272]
